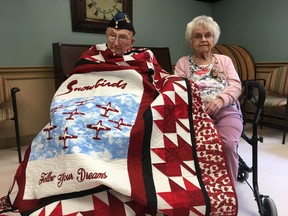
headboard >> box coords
[52,42,172,91]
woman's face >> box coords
[190,25,215,54]
[106,27,135,55]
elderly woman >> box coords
[174,15,243,185]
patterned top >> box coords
[188,55,227,104]
[174,54,242,107]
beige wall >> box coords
[0,67,55,149]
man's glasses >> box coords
[107,34,132,44]
[192,33,214,40]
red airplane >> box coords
[59,127,78,149]
[62,108,85,120]
[108,118,133,130]
[43,121,57,140]
[50,105,68,114]
[87,120,111,140]
[96,102,119,118]
[75,99,93,106]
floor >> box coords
[0,124,287,216]
[236,124,288,216]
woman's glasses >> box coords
[192,33,214,40]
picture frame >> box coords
[71,0,133,34]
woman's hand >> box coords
[205,98,224,115]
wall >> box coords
[0,0,211,67]
[212,0,288,62]
[0,67,55,148]
[0,0,212,148]
[3,0,286,65]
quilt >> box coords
[0,46,237,216]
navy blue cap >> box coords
[107,12,135,35]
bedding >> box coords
[0,45,237,216]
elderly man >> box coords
[106,11,136,55]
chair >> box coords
[52,42,173,90]
[261,66,288,144]
[212,44,258,122]
[0,76,22,163]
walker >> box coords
[238,80,278,216]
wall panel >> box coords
[0,67,55,149]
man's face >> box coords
[106,27,135,55]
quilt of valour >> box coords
[0,44,237,216]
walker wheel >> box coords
[237,170,249,182]
[262,197,278,216]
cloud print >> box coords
[30,94,140,161]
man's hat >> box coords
[107,12,135,35]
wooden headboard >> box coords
[52,42,172,90]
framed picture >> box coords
[71,0,133,34]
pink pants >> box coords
[211,103,243,185]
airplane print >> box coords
[75,99,93,106]
[31,94,139,161]
[43,121,57,140]
[87,120,111,140]
[50,105,68,114]
[108,118,132,130]
[63,108,85,120]
[96,102,119,118]
[59,127,78,149]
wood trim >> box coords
[0,66,54,80]
[0,63,286,80]
[256,62,288,74]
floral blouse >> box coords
[188,55,227,104]
[175,54,242,107]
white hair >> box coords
[185,15,221,45]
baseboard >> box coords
[0,134,36,150]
